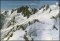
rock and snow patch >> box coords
[9,29,25,40]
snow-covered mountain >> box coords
[1,2,59,41]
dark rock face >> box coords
[4,11,8,15]
[17,6,31,18]
[59,2,60,7]
[32,8,38,14]
[0,14,5,29]
[11,9,15,14]
[39,5,45,10]
[17,6,38,18]
[45,4,49,10]
[59,13,60,18]
[7,16,16,27]
[33,19,40,23]
[53,25,58,30]
[49,9,52,13]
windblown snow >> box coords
[1,2,59,41]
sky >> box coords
[1,1,59,11]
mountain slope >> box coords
[1,3,59,41]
